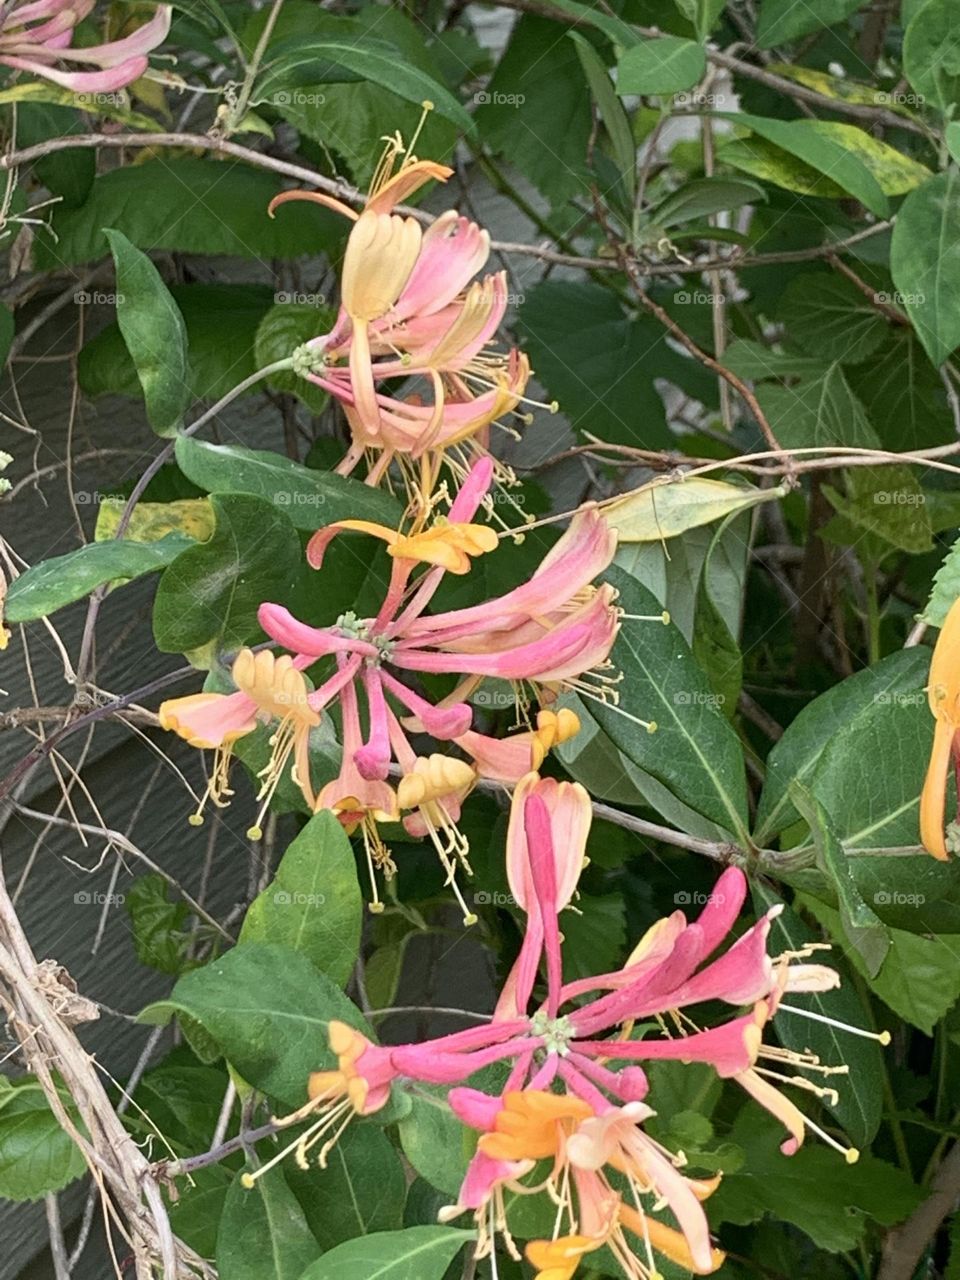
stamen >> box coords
[803,1114,860,1163]
[777,1003,892,1045]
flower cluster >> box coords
[0,1,170,93]
[269,111,547,512]
[245,773,883,1278]
[160,460,623,920]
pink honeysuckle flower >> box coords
[267,113,547,509]
[160,461,619,920]
[0,2,171,93]
[244,773,880,1276]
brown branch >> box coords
[616,249,789,461]
[491,0,931,136]
[0,131,892,277]
[877,1142,960,1280]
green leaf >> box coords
[518,281,672,447]
[755,364,878,449]
[754,649,930,842]
[240,811,362,986]
[298,1226,475,1280]
[254,302,334,413]
[0,80,157,129]
[891,169,960,367]
[0,1085,86,1201]
[756,0,863,45]
[711,1112,921,1250]
[723,339,827,381]
[103,230,190,436]
[139,942,371,1108]
[216,1168,321,1280]
[673,0,727,39]
[647,177,766,229]
[726,115,889,217]
[478,16,591,204]
[80,284,275,404]
[790,782,890,976]
[252,6,458,188]
[925,534,960,625]
[570,33,635,203]
[904,0,960,113]
[752,884,884,1147]
[779,273,888,366]
[126,874,193,975]
[174,437,402,532]
[846,328,956,449]
[254,38,473,133]
[823,466,933,554]
[616,36,707,95]
[152,493,301,655]
[288,1122,407,1249]
[398,1089,474,1197]
[589,566,750,844]
[810,690,931,850]
[5,536,191,623]
[692,538,742,716]
[35,159,341,267]
[803,898,960,1036]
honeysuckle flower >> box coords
[268,113,545,509]
[0,1,171,93]
[245,773,880,1275]
[921,593,960,860]
[160,461,619,919]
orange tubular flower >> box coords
[921,593,960,859]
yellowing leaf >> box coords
[601,476,788,542]
[721,123,930,199]
[803,122,931,195]
[94,497,214,545]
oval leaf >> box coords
[240,811,362,986]
[298,1227,475,1280]
[174,437,402,531]
[104,229,191,436]
[602,477,787,543]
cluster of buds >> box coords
[0,1,170,93]
[244,773,886,1278]
[269,107,550,515]
[160,460,624,921]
